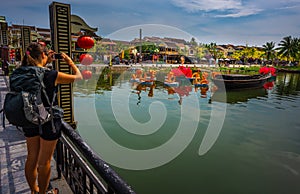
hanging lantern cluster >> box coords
[77,35,95,80]
[79,54,93,80]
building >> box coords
[5,14,100,63]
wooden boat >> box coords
[212,74,271,90]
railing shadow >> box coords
[54,121,136,194]
[0,125,30,194]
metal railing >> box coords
[55,121,136,194]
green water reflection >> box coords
[74,67,300,194]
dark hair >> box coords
[21,42,48,66]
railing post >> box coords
[55,140,62,179]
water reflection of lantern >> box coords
[77,35,95,49]
[79,54,93,66]
[82,70,92,80]
[263,81,274,90]
[9,49,15,60]
[79,53,93,80]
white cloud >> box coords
[215,7,263,17]
[171,0,242,11]
[171,0,263,17]
[2,0,300,46]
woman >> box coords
[21,42,82,194]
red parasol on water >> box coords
[259,66,276,76]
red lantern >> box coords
[82,70,92,80]
[77,35,95,49]
[79,54,94,66]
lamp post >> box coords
[139,28,142,63]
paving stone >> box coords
[0,75,72,194]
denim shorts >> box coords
[22,118,62,141]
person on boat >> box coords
[180,55,185,65]
[178,56,192,78]
[149,70,156,81]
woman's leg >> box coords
[25,136,40,194]
[37,138,58,194]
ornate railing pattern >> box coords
[55,121,136,194]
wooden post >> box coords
[21,26,31,57]
[49,2,77,129]
[1,21,9,75]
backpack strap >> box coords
[37,68,52,106]
[37,68,58,133]
[49,91,57,133]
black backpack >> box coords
[2,66,61,132]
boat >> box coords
[212,73,271,90]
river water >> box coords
[74,67,300,194]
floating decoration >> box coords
[79,54,94,66]
[81,70,92,80]
[178,66,192,77]
[259,66,276,76]
[77,35,95,49]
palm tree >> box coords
[205,42,218,60]
[291,37,300,65]
[277,36,294,65]
[262,41,276,63]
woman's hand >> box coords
[60,52,74,65]
[60,52,83,81]
[46,50,55,64]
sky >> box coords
[1,0,300,46]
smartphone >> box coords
[54,53,63,60]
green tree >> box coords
[291,37,300,64]
[231,46,263,64]
[189,37,198,47]
[205,42,218,60]
[178,45,189,56]
[277,36,294,64]
[262,41,276,62]
[141,43,159,54]
[195,45,206,60]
